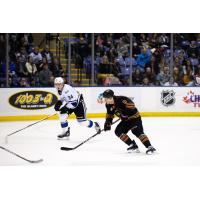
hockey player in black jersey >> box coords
[98,89,156,154]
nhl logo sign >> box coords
[161,90,175,106]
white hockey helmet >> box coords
[54,77,64,85]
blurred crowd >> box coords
[1,33,200,87]
[0,33,63,87]
[75,33,200,87]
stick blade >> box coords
[30,159,44,163]
[60,147,74,151]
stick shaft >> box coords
[0,146,43,163]
[6,113,57,137]
[61,118,120,151]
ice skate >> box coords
[146,146,156,155]
[57,127,70,140]
[94,122,101,133]
[127,143,140,153]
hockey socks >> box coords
[119,134,133,146]
[138,134,151,148]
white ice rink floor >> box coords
[0,117,200,166]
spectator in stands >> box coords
[38,63,53,86]
[77,37,90,66]
[105,33,114,49]
[132,42,141,58]
[143,67,156,85]
[15,47,28,77]
[17,33,33,53]
[174,56,182,69]
[25,56,38,86]
[147,55,159,75]
[102,74,122,86]
[95,34,104,55]
[16,47,27,66]
[51,57,64,77]
[0,62,16,76]
[117,36,129,57]
[8,71,20,87]
[173,67,182,85]
[194,68,200,86]
[38,57,48,72]
[98,55,113,74]
[156,66,171,86]
[110,58,121,82]
[133,33,147,46]
[153,46,167,74]
[107,47,118,63]
[181,64,194,86]
[9,61,16,74]
[19,77,30,87]
[181,59,195,75]
[41,45,53,68]
[49,75,55,87]
[23,33,33,52]
[142,77,152,86]
[164,78,179,86]
[148,33,157,48]
[181,59,193,73]
[132,68,143,85]
[195,64,200,75]
[9,34,19,62]
[29,46,43,70]
[158,34,169,46]
[187,41,198,58]
[18,35,29,53]
[136,47,152,71]
[25,56,37,74]
[176,49,186,64]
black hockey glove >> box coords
[104,121,111,131]
[59,106,70,114]
[54,100,62,111]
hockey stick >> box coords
[60,118,120,151]
[0,146,43,163]
[5,113,57,143]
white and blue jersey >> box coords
[58,84,80,109]
[57,84,94,130]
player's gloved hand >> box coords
[104,121,111,131]
[54,100,62,111]
[59,106,70,114]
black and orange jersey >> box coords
[105,96,140,123]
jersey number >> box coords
[68,95,73,100]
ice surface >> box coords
[0,117,200,166]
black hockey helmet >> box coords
[102,89,114,98]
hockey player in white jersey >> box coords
[54,77,101,139]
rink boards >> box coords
[0,87,200,121]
